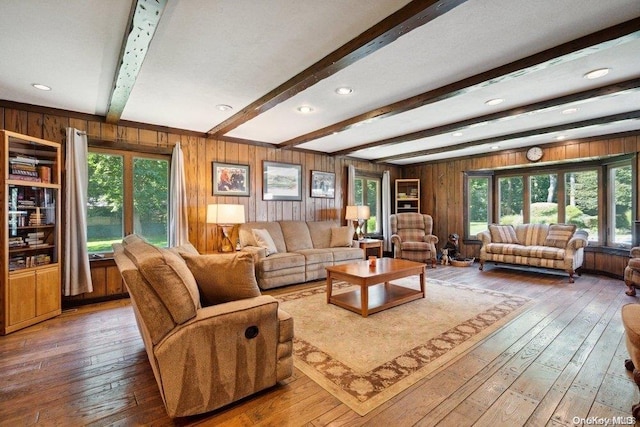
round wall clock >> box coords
[526,146,543,162]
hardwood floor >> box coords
[0,265,638,426]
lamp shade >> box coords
[345,205,370,220]
[206,204,245,225]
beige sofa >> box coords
[239,221,365,289]
[478,223,588,282]
[113,235,293,418]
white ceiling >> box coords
[1,0,639,165]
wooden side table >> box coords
[353,238,383,259]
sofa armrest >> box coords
[241,245,267,262]
[567,230,589,251]
[477,230,491,245]
[153,295,286,417]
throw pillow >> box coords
[489,224,520,244]
[330,226,353,247]
[252,228,278,256]
[182,252,261,306]
[544,224,576,248]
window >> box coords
[355,174,381,235]
[564,170,599,242]
[465,174,492,239]
[498,176,523,225]
[529,173,558,224]
[608,161,632,247]
[87,149,169,253]
[464,155,633,249]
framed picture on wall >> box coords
[212,162,250,196]
[262,161,302,201]
[310,170,335,198]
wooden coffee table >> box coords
[325,258,425,317]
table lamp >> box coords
[345,205,370,240]
[207,204,245,252]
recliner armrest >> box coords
[153,295,285,417]
[423,234,439,244]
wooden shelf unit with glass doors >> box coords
[395,179,420,213]
[1,130,61,334]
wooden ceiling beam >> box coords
[279,18,640,152]
[207,0,468,137]
[106,0,168,124]
[374,110,640,163]
[329,78,640,157]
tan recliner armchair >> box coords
[113,235,293,418]
[625,247,640,296]
[390,213,439,268]
[621,303,640,417]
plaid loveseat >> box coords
[477,223,588,283]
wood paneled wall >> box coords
[0,103,399,302]
[402,135,640,278]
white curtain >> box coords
[64,128,92,296]
[382,170,391,252]
[169,142,189,246]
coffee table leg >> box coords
[326,272,333,303]
[420,268,425,298]
[361,284,369,317]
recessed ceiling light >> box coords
[485,98,504,106]
[584,68,610,79]
[556,135,567,141]
[297,105,314,113]
[562,108,578,115]
[335,87,353,95]
[452,132,463,137]
[215,104,233,111]
[32,83,51,91]
[490,146,500,150]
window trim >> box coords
[463,172,493,240]
[463,154,635,249]
[87,146,171,254]
[354,171,382,237]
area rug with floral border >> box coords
[275,277,532,416]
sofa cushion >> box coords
[167,242,199,257]
[401,241,433,251]
[182,252,261,306]
[544,224,576,248]
[306,221,339,249]
[279,221,313,252]
[239,222,287,253]
[332,247,365,263]
[330,226,353,247]
[125,242,200,325]
[489,224,520,244]
[296,248,334,265]
[258,252,306,272]
[517,223,549,246]
[252,228,278,256]
[114,244,176,345]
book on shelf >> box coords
[9,174,41,182]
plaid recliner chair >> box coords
[390,213,439,268]
[625,247,640,296]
